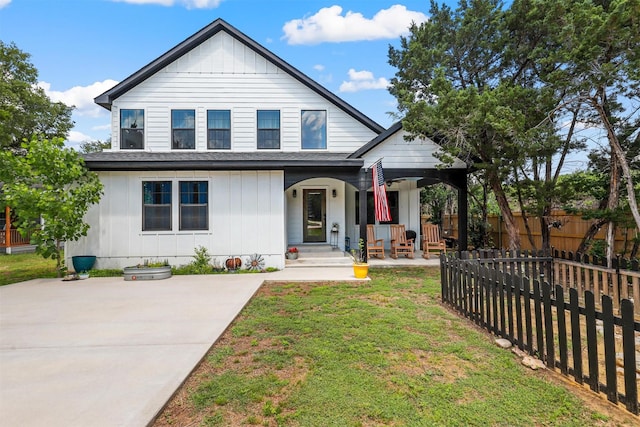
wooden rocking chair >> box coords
[422,223,446,258]
[390,224,414,259]
[366,225,385,259]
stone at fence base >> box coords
[511,347,526,358]
[495,338,512,349]
[522,356,546,370]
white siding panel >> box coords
[110,30,378,153]
[67,170,285,269]
[362,130,467,169]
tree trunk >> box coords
[540,207,552,254]
[593,97,640,240]
[487,169,521,251]
[576,218,608,254]
[604,148,621,267]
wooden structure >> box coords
[390,224,414,259]
[422,223,446,258]
[442,211,637,256]
[366,225,384,259]
[441,250,640,415]
[0,206,34,254]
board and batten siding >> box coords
[109,31,377,153]
[361,129,467,170]
[66,170,286,270]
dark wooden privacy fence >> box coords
[441,250,640,415]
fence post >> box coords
[621,299,639,415]
[569,288,583,384]
[533,279,544,358]
[584,291,600,393]
[542,281,555,368]
[601,295,618,404]
[556,285,568,375]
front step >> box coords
[286,244,352,267]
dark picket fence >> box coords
[440,250,640,415]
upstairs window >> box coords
[180,181,208,230]
[120,109,144,149]
[142,181,172,231]
[172,109,195,149]
[207,110,231,149]
[257,110,280,149]
[301,110,327,149]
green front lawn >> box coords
[0,252,58,286]
[155,268,630,426]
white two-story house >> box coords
[66,19,468,270]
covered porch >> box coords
[1,206,35,254]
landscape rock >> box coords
[495,338,512,349]
[522,356,546,370]
[511,347,527,358]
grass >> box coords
[0,252,58,286]
[0,252,124,286]
[155,268,630,427]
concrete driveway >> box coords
[0,268,359,426]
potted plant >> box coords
[348,238,368,279]
[286,247,299,260]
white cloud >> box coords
[38,79,119,118]
[314,64,325,72]
[67,130,94,143]
[339,68,389,92]
[0,0,11,9]
[282,4,428,45]
[112,0,222,8]
[92,124,112,131]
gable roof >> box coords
[348,121,403,159]
[94,18,384,135]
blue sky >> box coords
[0,0,445,148]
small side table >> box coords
[330,229,339,250]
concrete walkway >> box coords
[0,267,371,427]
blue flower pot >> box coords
[72,256,96,273]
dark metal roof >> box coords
[82,151,363,171]
[94,18,384,135]
[348,121,403,158]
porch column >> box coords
[358,168,368,262]
[456,175,468,252]
[4,206,10,248]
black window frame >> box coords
[355,191,399,225]
[179,181,209,231]
[257,110,280,149]
[207,110,231,150]
[142,181,172,231]
[171,109,196,149]
[120,109,144,149]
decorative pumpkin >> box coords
[225,257,242,270]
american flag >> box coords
[372,160,391,222]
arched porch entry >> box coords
[284,167,361,250]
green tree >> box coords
[80,138,111,153]
[0,137,103,276]
[388,0,566,251]
[0,41,74,149]
[544,0,640,262]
